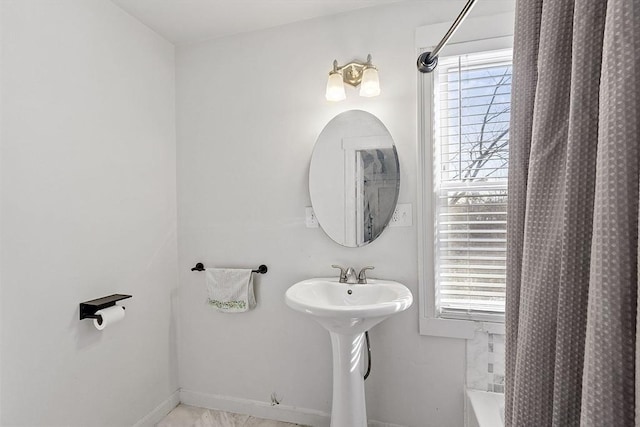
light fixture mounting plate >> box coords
[333,54,373,87]
[340,60,368,87]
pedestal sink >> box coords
[285,278,413,427]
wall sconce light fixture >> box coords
[325,54,380,101]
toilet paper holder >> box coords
[79,294,132,322]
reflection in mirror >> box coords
[309,110,400,247]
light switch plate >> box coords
[305,207,319,228]
[389,203,412,227]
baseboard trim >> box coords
[368,421,407,427]
[178,389,407,427]
[133,390,180,427]
[179,389,331,426]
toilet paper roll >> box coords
[93,305,125,330]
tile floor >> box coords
[157,404,306,427]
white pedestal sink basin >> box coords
[285,278,413,427]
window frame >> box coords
[416,14,514,339]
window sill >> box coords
[419,317,505,339]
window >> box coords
[416,14,514,337]
[433,49,512,323]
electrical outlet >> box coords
[305,207,319,228]
[389,203,412,227]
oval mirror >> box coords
[309,110,400,247]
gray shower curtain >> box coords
[505,0,639,426]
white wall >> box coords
[176,2,513,426]
[0,1,178,425]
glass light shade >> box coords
[359,67,380,97]
[325,72,346,101]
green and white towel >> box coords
[205,268,255,313]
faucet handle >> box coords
[331,265,348,283]
[357,266,375,284]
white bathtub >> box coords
[466,389,505,427]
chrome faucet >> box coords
[332,265,375,284]
[344,267,358,284]
[332,265,358,283]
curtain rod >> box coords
[417,0,478,73]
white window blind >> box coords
[434,49,512,322]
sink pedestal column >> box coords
[329,331,367,427]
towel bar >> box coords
[191,263,268,274]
